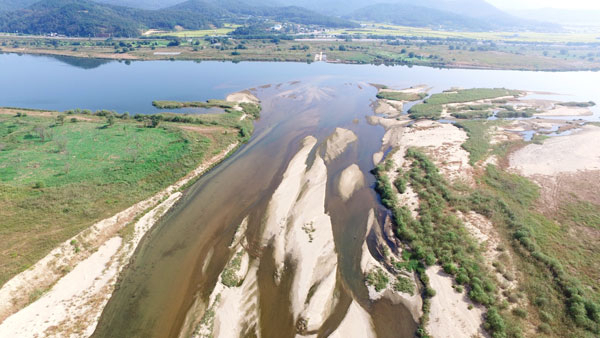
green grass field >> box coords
[0,111,245,286]
[409,88,521,120]
[144,24,239,37]
[376,91,426,102]
[332,23,600,43]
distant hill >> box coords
[345,3,490,31]
[94,0,185,10]
[0,0,220,37]
[0,0,356,37]
[93,0,280,10]
[425,0,560,32]
[279,0,560,32]
[0,0,38,11]
[169,0,357,28]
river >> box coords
[1,53,599,337]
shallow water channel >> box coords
[91,79,416,337]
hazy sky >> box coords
[487,0,600,10]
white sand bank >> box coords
[261,136,339,332]
[535,106,593,117]
[0,192,182,337]
[324,128,357,162]
[226,91,260,104]
[426,266,486,338]
[510,125,600,176]
[337,164,365,201]
[328,301,376,338]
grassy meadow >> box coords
[331,23,600,43]
[0,107,252,286]
[143,24,240,37]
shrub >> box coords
[485,307,506,337]
[394,176,407,194]
[366,268,389,292]
[512,308,527,318]
[425,287,436,297]
[408,103,442,120]
[394,276,415,295]
[538,323,551,334]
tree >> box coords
[145,115,161,128]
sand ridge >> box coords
[226,91,260,105]
[323,127,358,162]
[328,301,376,338]
[261,136,339,333]
[337,164,365,201]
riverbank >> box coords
[0,92,261,336]
[0,143,238,337]
[3,36,600,71]
[369,84,600,337]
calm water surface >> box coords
[1,53,600,118]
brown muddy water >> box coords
[92,80,417,338]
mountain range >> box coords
[0,0,561,37]
[0,0,356,37]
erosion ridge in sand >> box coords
[262,135,339,332]
[323,128,358,162]
[329,301,377,338]
[337,164,365,201]
[193,134,378,337]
